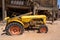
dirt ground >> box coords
[0,21,60,40]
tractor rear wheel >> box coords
[5,22,24,35]
[38,25,48,33]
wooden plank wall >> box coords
[0,0,57,8]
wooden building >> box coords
[0,0,58,21]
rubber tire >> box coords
[5,22,24,35]
[38,25,48,33]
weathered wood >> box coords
[2,0,7,19]
[0,0,58,20]
[0,0,57,8]
[6,5,31,9]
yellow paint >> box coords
[21,15,46,24]
[5,17,24,27]
[5,15,46,28]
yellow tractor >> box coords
[4,12,48,35]
[4,0,48,35]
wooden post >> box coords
[57,6,59,19]
[52,9,54,23]
[33,6,36,15]
[52,0,54,23]
[2,0,7,20]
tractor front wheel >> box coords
[38,25,48,33]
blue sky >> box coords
[58,0,60,8]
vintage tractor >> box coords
[4,0,48,35]
[4,12,48,35]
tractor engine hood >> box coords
[21,15,46,23]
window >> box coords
[10,0,25,5]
